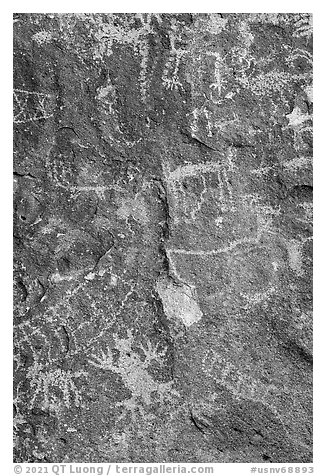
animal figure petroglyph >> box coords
[88,330,179,421]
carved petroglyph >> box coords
[200,349,302,440]
[217,166,235,212]
[94,14,161,102]
[161,153,303,307]
[164,161,222,182]
[201,348,312,455]
[283,156,312,171]
[162,156,235,224]
[32,30,53,45]
[205,14,228,35]
[238,19,255,49]
[305,84,313,103]
[116,193,150,227]
[167,241,280,306]
[96,74,116,114]
[208,51,228,100]
[13,89,56,124]
[88,329,179,421]
[203,350,279,404]
[287,48,312,69]
[190,175,207,220]
[188,51,230,136]
[285,106,312,152]
[162,19,188,92]
[162,146,310,306]
[292,14,313,39]
[27,361,87,414]
[186,16,253,137]
[167,238,258,257]
[163,161,219,224]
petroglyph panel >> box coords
[14,13,312,463]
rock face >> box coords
[13,13,313,463]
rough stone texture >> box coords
[13,13,313,463]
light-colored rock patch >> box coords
[156,277,203,327]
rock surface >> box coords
[13,13,313,463]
